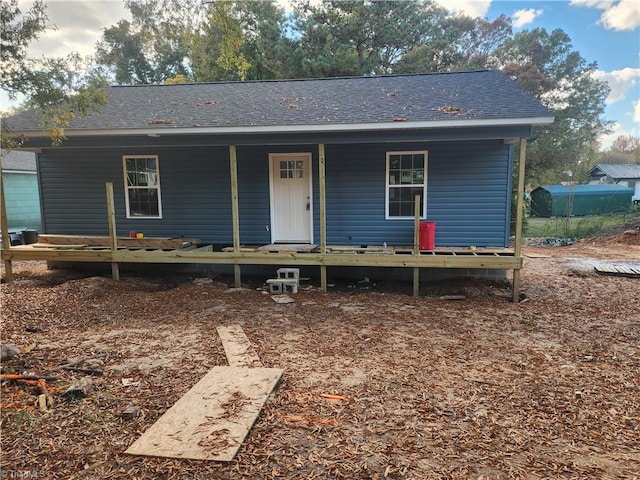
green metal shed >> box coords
[1,150,42,231]
[530,184,633,217]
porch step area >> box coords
[266,268,300,294]
[255,244,319,253]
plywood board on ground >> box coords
[125,366,283,461]
[594,264,640,278]
[217,325,263,368]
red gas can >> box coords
[419,221,436,250]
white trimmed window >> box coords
[123,155,162,218]
[386,151,427,219]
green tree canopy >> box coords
[189,0,251,81]
[288,0,448,77]
[95,0,290,83]
[95,0,196,85]
[235,0,293,80]
[1,0,107,146]
[600,135,640,164]
[394,14,513,73]
[492,28,610,183]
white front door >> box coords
[269,153,312,243]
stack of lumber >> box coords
[34,234,201,250]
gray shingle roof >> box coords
[589,163,640,180]
[5,70,553,135]
[1,150,36,172]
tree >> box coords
[95,0,196,85]
[189,0,251,81]
[96,19,157,84]
[289,0,443,78]
[394,13,512,74]
[235,0,294,80]
[602,135,640,164]
[493,28,611,184]
[95,0,291,83]
[1,0,107,146]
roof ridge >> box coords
[108,70,495,89]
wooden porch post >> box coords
[512,138,527,302]
[229,145,241,288]
[318,144,327,291]
[413,194,421,296]
[0,164,14,282]
[106,182,120,281]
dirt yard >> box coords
[1,233,639,479]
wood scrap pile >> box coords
[1,350,106,412]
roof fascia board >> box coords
[19,125,536,150]
[15,116,554,139]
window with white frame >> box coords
[123,155,162,218]
[386,151,427,218]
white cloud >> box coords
[600,0,640,30]
[634,100,640,123]
[18,0,130,58]
[570,0,612,7]
[570,0,640,30]
[433,0,492,17]
[593,68,640,104]
[513,8,543,28]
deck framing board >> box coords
[2,245,520,269]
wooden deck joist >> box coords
[2,243,520,269]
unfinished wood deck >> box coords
[2,241,520,269]
[3,238,521,301]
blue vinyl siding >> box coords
[37,139,512,247]
[2,172,42,230]
[236,145,273,245]
[38,147,232,243]
[427,141,513,247]
[323,141,512,247]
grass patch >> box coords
[525,213,633,239]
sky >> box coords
[3,0,639,149]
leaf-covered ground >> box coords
[1,238,639,479]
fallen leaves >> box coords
[1,243,639,478]
[438,105,462,114]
